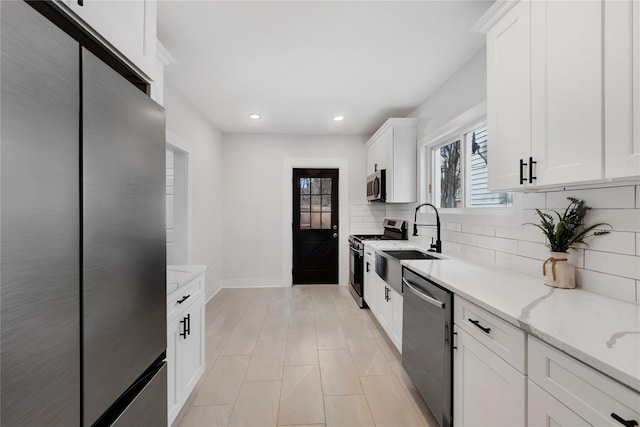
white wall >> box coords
[164,84,225,301]
[393,47,640,304]
[221,133,368,287]
[408,48,487,141]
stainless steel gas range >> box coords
[348,219,408,307]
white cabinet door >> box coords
[181,296,205,399]
[605,0,640,179]
[453,326,526,427]
[389,286,403,352]
[377,281,392,332]
[56,0,157,80]
[487,0,531,191]
[366,134,387,175]
[167,315,182,426]
[528,380,590,427]
[530,0,603,186]
[363,251,377,314]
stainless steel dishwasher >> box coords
[402,267,453,427]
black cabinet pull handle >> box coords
[179,318,187,339]
[186,313,191,336]
[468,318,491,334]
[611,413,638,427]
[78,0,84,5]
[177,294,191,304]
[519,159,527,185]
[366,262,370,273]
[528,156,537,183]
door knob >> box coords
[332,225,337,230]
[332,233,338,238]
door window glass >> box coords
[299,177,332,229]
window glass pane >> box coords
[310,178,322,194]
[439,140,461,208]
[467,126,512,207]
[311,195,322,212]
[321,178,332,194]
[311,212,321,229]
[300,213,310,229]
[321,212,331,229]
[321,195,331,208]
[299,178,310,194]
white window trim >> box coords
[418,101,517,216]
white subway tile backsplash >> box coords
[362,185,640,304]
[444,222,462,232]
[523,192,546,210]
[458,232,478,247]
[588,209,640,233]
[517,241,549,260]
[460,245,495,265]
[477,235,518,254]
[460,223,495,237]
[546,186,636,209]
[575,269,638,302]
[584,251,640,280]
[578,231,636,256]
[496,225,546,244]
[495,252,541,278]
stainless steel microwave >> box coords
[366,170,386,201]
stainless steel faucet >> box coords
[413,203,442,253]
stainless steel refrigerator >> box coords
[1,2,167,426]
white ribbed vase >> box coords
[542,251,575,289]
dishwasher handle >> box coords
[402,278,445,309]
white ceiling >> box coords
[157,1,493,136]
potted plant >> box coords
[525,197,611,288]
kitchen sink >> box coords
[381,249,442,261]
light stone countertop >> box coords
[363,240,640,393]
[167,264,208,295]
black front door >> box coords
[292,168,339,284]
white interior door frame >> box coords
[282,158,350,286]
[166,131,193,264]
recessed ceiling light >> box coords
[249,114,261,120]
[333,116,344,121]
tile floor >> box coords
[178,285,438,427]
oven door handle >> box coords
[349,246,363,255]
[402,278,445,309]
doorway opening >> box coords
[166,146,189,265]
[292,168,339,284]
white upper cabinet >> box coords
[485,0,531,191]
[365,118,417,203]
[530,0,603,187]
[479,0,639,191]
[604,0,640,179]
[54,0,157,82]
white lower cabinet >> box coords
[453,326,526,427]
[374,281,402,352]
[528,379,589,426]
[377,280,392,332]
[528,336,640,427]
[167,273,205,426]
[453,296,526,427]
[363,249,377,314]
[390,286,403,350]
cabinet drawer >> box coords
[167,274,204,321]
[528,336,640,426]
[454,296,526,373]
[528,379,589,427]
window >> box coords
[432,123,512,209]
